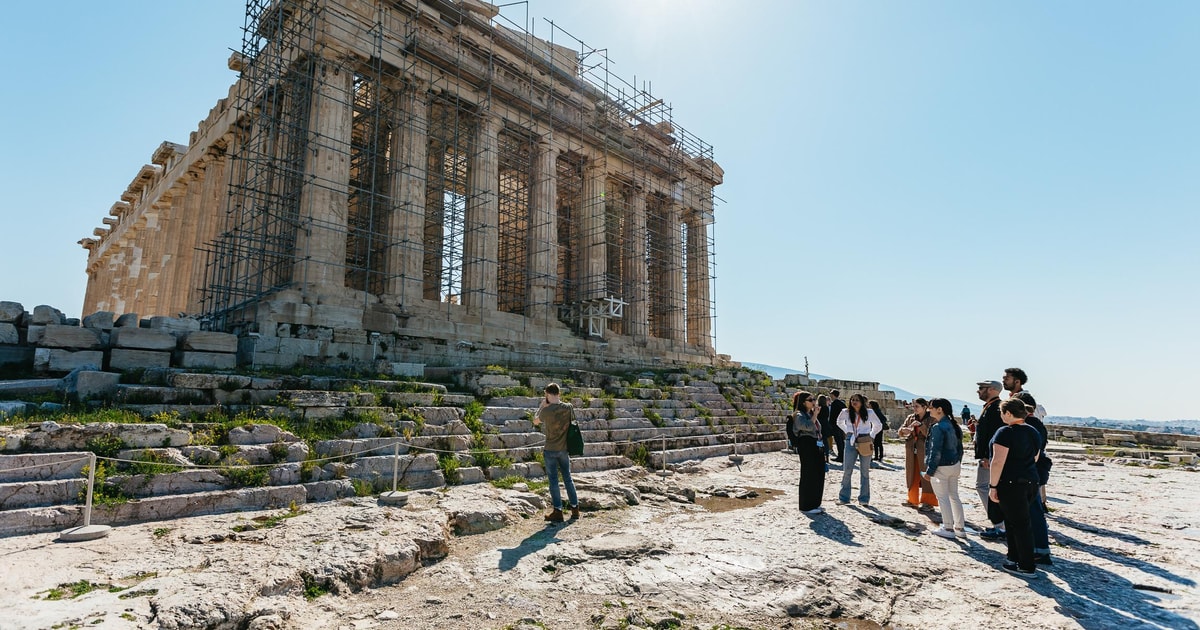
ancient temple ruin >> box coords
[80,0,723,372]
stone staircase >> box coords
[0,368,794,536]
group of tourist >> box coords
[787,368,1053,579]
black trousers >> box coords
[873,431,884,460]
[797,435,826,511]
[829,425,846,459]
[998,480,1038,571]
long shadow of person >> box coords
[1051,513,1152,546]
[807,514,863,547]
[955,536,1197,629]
[1050,528,1195,588]
[498,524,569,572]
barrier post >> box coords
[379,440,408,506]
[58,453,111,542]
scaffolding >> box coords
[199,0,718,348]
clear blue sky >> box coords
[1,1,1196,421]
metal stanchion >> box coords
[379,441,408,506]
[728,425,744,465]
[656,434,672,476]
[59,453,112,542]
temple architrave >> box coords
[80,0,725,372]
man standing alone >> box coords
[974,379,1006,539]
[533,383,580,523]
[828,390,846,462]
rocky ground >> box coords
[2,442,1198,630]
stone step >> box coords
[0,478,85,509]
[0,481,357,538]
[648,439,788,467]
[0,452,91,482]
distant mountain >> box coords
[740,362,980,415]
[741,362,1198,433]
[1046,416,1200,436]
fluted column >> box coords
[188,140,231,313]
[664,198,686,342]
[685,194,713,348]
[527,139,559,322]
[623,186,648,340]
[294,54,354,289]
[581,155,607,300]
[141,206,167,317]
[160,173,201,315]
[463,113,500,312]
[385,82,430,305]
[173,165,206,315]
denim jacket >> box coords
[924,417,964,476]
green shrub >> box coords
[351,478,374,497]
[489,475,525,489]
[438,453,461,485]
[222,459,269,488]
[84,434,126,459]
[643,409,664,428]
[625,443,650,468]
[268,442,289,463]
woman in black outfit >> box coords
[817,394,833,462]
[792,391,826,515]
[988,398,1043,577]
[868,400,888,461]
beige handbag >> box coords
[854,435,874,457]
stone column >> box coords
[664,197,686,342]
[130,213,156,314]
[581,155,607,300]
[294,55,354,290]
[385,82,429,305]
[462,113,500,312]
[189,141,231,313]
[141,207,166,317]
[623,186,648,340]
[160,172,202,316]
[527,139,559,322]
[686,195,713,348]
[172,165,206,315]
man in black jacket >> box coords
[828,389,846,462]
[973,379,1005,538]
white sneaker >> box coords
[803,507,825,515]
[933,527,957,539]
[955,529,967,539]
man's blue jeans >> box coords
[544,449,578,510]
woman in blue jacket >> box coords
[923,398,965,539]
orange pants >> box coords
[905,439,938,506]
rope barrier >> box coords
[0,455,92,474]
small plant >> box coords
[43,580,100,600]
[221,459,269,488]
[152,527,172,538]
[301,573,329,600]
[625,443,650,468]
[351,478,374,497]
[643,408,664,428]
[489,386,535,398]
[489,475,526,489]
[437,453,462,485]
[80,462,127,506]
[603,396,617,420]
[84,434,126,459]
[268,442,289,463]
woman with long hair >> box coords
[791,391,826,514]
[836,393,884,506]
[923,398,965,538]
[898,398,938,512]
[988,398,1043,577]
[868,400,889,461]
[816,394,833,462]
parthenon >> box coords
[80,0,724,371]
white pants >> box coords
[929,462,965,531]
